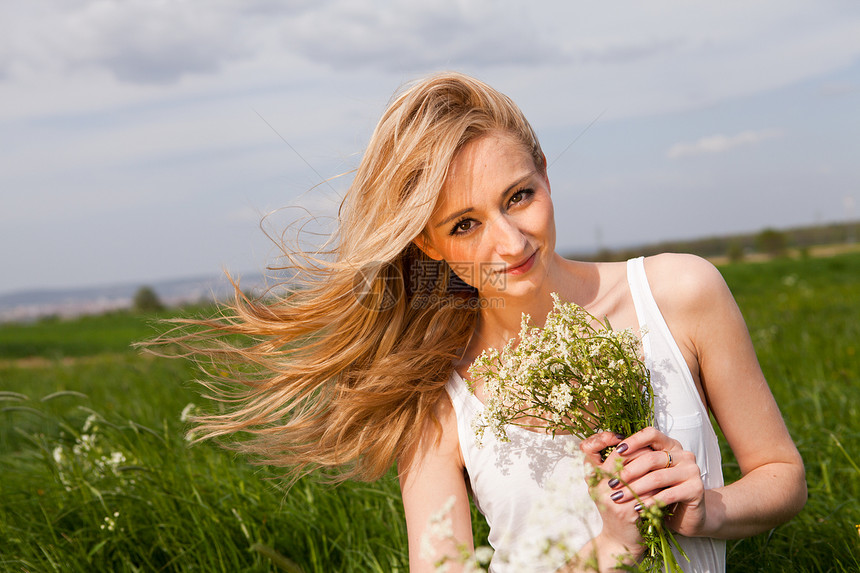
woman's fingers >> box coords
[606,464,686,505]
[607,449,706,537]
[613,448,695,488]
[601,429,700,502]
[614,426,680,456]
[580,431,624,466]
[583,427,709,538]
[583,427,697,500]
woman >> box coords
[173,72,806,572]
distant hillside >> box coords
[0,272,272,323]
[567,220,860,262]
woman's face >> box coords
[416,131,556,300]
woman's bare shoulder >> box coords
[641,253,730,310]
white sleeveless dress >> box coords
[444,257,726,572]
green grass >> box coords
[0,352,413,572]
[0,311,165,359]
[0,308,476,572]
[1,252,859,571]
[717,253,860,571]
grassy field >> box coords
[1,252,859,572]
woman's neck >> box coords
[473,254,597,351]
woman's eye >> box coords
[451,219,476,235]
[509,188,532,206]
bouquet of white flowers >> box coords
[468,293,685,572]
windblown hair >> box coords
[156,71,546,483]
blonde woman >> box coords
[170,72,806,572]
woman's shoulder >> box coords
[641,253,730,310]
[641,251,719,276]
[403,386,465,470]
[639,254,737,390]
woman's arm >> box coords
[646,253,807,538]
[399,396,475,573]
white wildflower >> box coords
[420,496,457,566]
[474,546,494,565]
[97,451,127,476]
[420,495,490,572]
[471,415,487,447]
[82,413,99,433]
[100,512,118,532]
[78,433,96,453]
[549,384,574,412]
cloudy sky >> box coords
[2,1,859,295]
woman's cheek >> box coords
[447,260,480,289]
[438,236,496,291]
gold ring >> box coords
[664,450,673,469]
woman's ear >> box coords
[413,234,443,261]
[532,151,551,194]
[540,152,551,193]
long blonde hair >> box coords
[158,71,545,482]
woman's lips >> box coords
[504,251,537,275]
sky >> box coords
[2,1,859,295]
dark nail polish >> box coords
[610,491,623,502]
[608,478,620,489]
[616,443,629,455]
[634,503,643,512]
[615,433,625,439]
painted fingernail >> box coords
[634,503,643,512]
[607,478,620,489]
[610,491,623,502]
[615,433,625,439]
[616,443,629,455]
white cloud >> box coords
[277,0,564,72]
[1,1,297,84]
[666,129,785,160]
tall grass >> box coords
[0,355,412,572]
[718,254,860,571]
[0,312,163,359]
[1,252,859,571]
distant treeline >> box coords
[570,220,860,262]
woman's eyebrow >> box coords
[436,207,474,228]
[434,171,536,229]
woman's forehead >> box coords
[439,133,537,204]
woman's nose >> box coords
[488,213,527,256]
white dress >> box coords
[444,257,726,572]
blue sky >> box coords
[1,1,859,294]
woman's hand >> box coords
[583,427,708,539]
[579,431,647,566]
